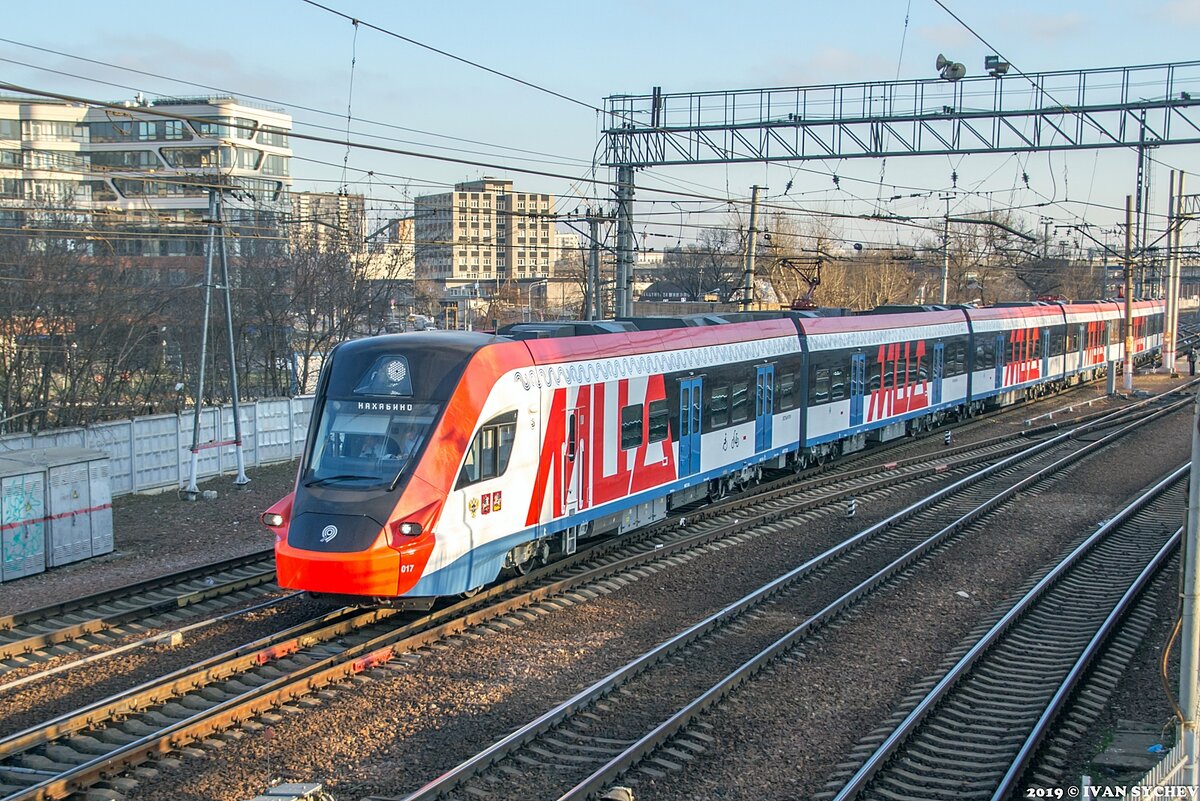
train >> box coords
[260,299,1164,607]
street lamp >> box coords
[525,279,548,322]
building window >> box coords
[24,120,87,142]
[262,154,289,176]
[257,126,289,147]
[158,147,216,169]
[92,150,163,170]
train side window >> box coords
[813,368,830,404]
[620,403,644,450]
[952,343,966,375]
[457,410,518,489]
[731,381,750,422]
[710,383,730,427]
[777,372,795,410]
[975,342,994,370]
[830,366,846,401]
[648,399,669,443]
[867,360,882,393]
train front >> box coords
[262,332,488,607]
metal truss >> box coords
[604,61,1200,167]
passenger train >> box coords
[260,300,1164,607]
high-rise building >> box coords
[290,191,365,253]
[0,94,292,262]
[413,178,557,300]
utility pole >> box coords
[588,211,602,320]
[1166,171,1179,373]
[940,194,952,305]
[1171,173,1187,367]
[215,193,249,486]
[1181,388,1200,786]
[741,185,763,312]
[1134,111,1148,297]
[615,166,635,318]
[185,190,220,499]
[1124,195,1135,394]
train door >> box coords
[849,353,866,427]
[564,406,583,515]
[993,334,1005,390]
[678,377,703,477]
[754,365,774,452]
[932,343,944,405]
[1041,327,1050,377]
[1077,323,1087,367]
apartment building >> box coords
[290,190,365,252]
[0,94,292,262]
[413,178,557,300]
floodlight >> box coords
[936,54,966,82]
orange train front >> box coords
[261,303,1163,606]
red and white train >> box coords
[261,300,1163,606]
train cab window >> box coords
[731,381,750,423]
[620,403,644,450]
[830,366,846,401]
[457,410,518,489]
[303,396,438,489]
[777,373,796,411]
[710,383,730,427]
[813,369,830,404]
[648,399,669,443]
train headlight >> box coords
[386,500,441,552]
[262,512,285,528]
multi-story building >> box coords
[364,216,415,281]
[290,191,365,253]
[413,178,557,304]
[0,94,292,264]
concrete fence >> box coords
[0,397,314,497]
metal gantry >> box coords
[601,61,1200,315]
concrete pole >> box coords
[1166,171,1178,374]
[588,212,601,320]
[615,166,635,318]
[185,190,219,498]
[1178,388,1200,785]
[1171,174,1187,375]
[741,185,763,312]
[215,192,249,486]
[1124,195,1135,394]
[941,215,951,305]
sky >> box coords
[3,0,1200,255]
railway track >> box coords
[0,552,279,675]
[362,392,1189,800]
[0,389,1179,800]
[0,376,1117,687]
[824,467,1186,801]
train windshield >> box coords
[303,399,438,489]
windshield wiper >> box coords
[388,462,408,492]
[304,474,370,487]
